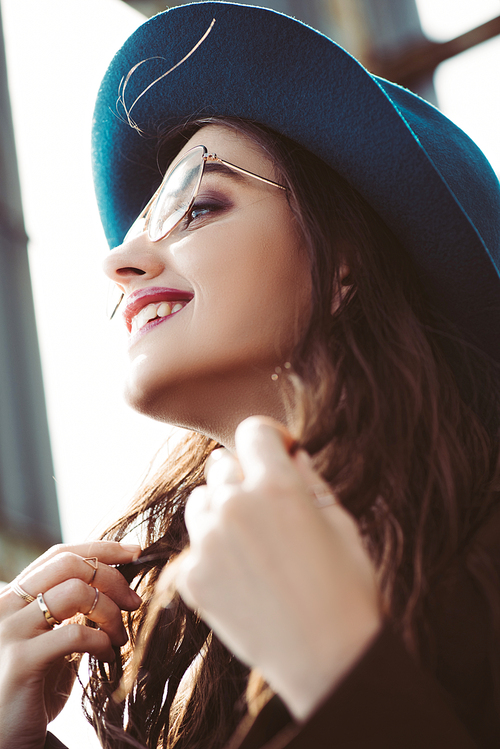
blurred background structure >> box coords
[0,5,61,582]
[0,0,499,574]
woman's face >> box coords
[103,125,312,445]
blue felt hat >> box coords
[92,1,500,363]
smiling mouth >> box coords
[131,300,189,335]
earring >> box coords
[271,362,292,381]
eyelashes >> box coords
[189,199,224,220]
[183,194,232,229]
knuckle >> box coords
[53,551,81,576]
[59,577,88,601]
[62,622,96,652]
[62,623,87,651]
[49,543,66,555]
[46,543,72,561]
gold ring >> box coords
[11,579,36,604]
[83,557,98,584]
[36,592,61,628]
[85,588,99,617]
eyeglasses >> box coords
[108,144,286,318]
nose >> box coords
[102,234,166,293]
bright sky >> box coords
[1,0,499,746]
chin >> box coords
[123,366,204,429]
[124,380,164,421]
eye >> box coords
[189,202,215,220]
[184,196,229,228]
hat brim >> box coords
[92,1,500,363]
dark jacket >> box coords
[45,508,500,749]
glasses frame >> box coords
[109,145,287,319]
[127,144,286,244]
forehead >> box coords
[174,124,278,183]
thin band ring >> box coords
[85,588,99,617]
[309,484,337,508]
[83,557,99,584]
[11,579,36,604]
[37,592,61,628]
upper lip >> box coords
[123,286,194,332]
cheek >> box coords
[190,214,311,354]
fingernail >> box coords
[120,543,142,559]
[129,589,142,605]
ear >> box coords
[331,263,353,314]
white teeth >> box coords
[140,303,158,327]
[131,300,187,334]
[157,302,172,317]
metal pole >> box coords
[0,4,61,581]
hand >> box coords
[0,541,142,749]
[177,416,382,721]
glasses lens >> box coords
[148,146,205,242]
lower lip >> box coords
[127,304,189,348]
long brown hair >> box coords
[84,118,500,748]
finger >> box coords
[205,448,244,487]
[23,623,116,668]
[3,542,141,611]
[184,486,218,542]
[12,540,141,592]
[16,580,127,647]
[234,416,297,488]
[7,552,141,615]
[175,552,199,612]
[248,416,298,454]
[36,541,141,567]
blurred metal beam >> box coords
[0,4,61,579]
[119,0,154,15]
[324,0,435,100]
[370,14,500,89]
[325,0,424,62]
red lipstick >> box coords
[123,287,194,333]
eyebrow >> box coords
[202,161,250,184]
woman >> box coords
[1,3,500,748]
